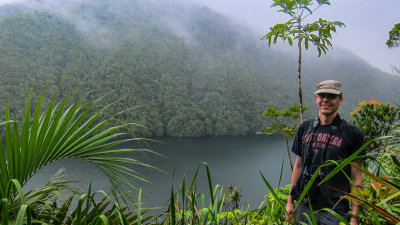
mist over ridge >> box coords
[0,0,399,137]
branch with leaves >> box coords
[261,105,306,170]
[262,0,345,122]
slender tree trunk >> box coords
[297,20,304,123]
[286,136,294,171]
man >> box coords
[285,80,364,225]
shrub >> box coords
[351,99,400,155]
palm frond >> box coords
[0,93,158,209]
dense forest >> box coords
[0,0,399,137]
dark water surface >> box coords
[25,135,293,210]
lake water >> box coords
[25,135,293,211]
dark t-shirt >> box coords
[291,115,365,211]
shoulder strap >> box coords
[301,118,319,175]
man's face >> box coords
[315,93,343,116]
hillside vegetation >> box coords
[0,0,399,137]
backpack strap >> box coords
[301,118,319,175]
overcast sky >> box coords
[0,0,399,73]
[193,0,400,73]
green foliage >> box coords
[262,0,345,122]
[386,23,400,75]
[258,184,292,224]
[0,91,160,222]
[223,185,242,212]
[259,170,292,224]
[310,123,400,225]
[350,99,400,154]
[162,163,227,225]
[263,13,345,56]
[262,105,304,137]
[160,164,294,225]
[301,18,345,56]
[261,105,306,169]
[256,119,399,225]
[0,9,278,138]
[0,2,398,138]
[336,131,400,225]
[0,175,153,224]
[386,23,400,48]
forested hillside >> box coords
[0,0,398,137]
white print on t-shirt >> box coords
[303,133,343,149]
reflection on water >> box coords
[25,135,292,210]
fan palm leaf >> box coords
[0,93,157,207]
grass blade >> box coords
[204,163,214,206]
[15,205,31,225]
[318,140,372,186]
[137,188,142,225]
[5,101,15,181]
[170,184,176,225]
[19,92,31,182]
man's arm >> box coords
[286,156,303,223]
[350,160,363,225]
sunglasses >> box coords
[317,93,339,100]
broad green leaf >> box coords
[288,36,293,45]
[304,6,313,15]
[305,37,309,49]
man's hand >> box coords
[350,216,358,225]
[285,200,295,223]
[286,156,303,224]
